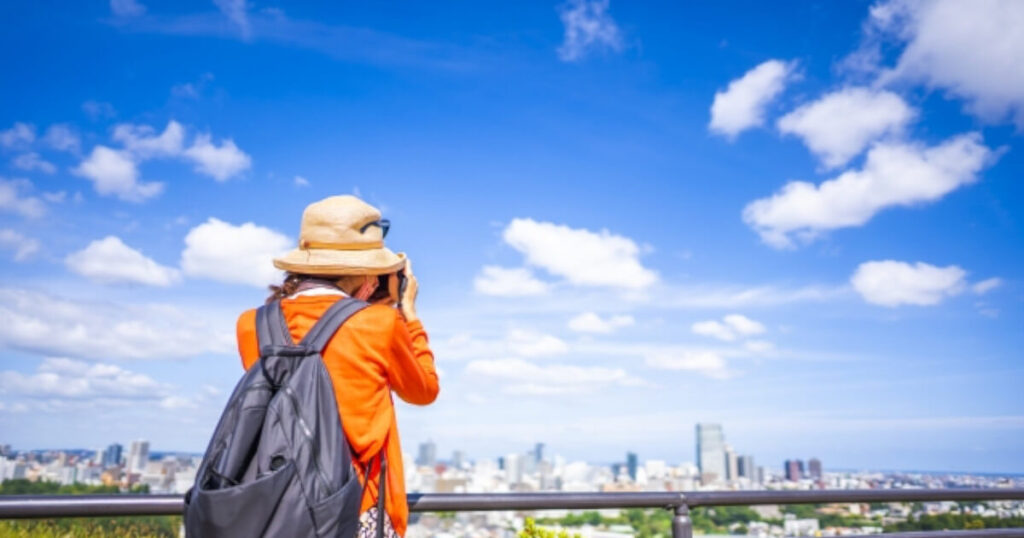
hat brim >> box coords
[273,247,406,276]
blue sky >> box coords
[0,0,1021,473]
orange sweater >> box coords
[236,295,439,536]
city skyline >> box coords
[6,434,1024,495]
[0,0,1022,474]
[5,437,1021,537]
[19,431,1016,478]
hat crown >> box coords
[298,195,384,248]
[273,194,404,276]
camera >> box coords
[367,270,408,306]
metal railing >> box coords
[1,488,1023,538]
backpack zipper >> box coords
[281,384,333,498]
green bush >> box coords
[0,517,181,537]
[519,517,582,538]
[885,513,1024,532]
[0,480,177,537]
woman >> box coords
[235,195,439,537]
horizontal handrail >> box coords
[1,488,1023,519]
[407,491,684,511]
[839,531,1024,538]
[406,488,1024,512]
[681,489,1024,507]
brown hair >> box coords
[266,273,306,304]
[265,273,374,304]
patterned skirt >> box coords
[358,507,400,538]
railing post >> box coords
[672,501,692,538]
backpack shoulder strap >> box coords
[299,297,369,351]
[255,300,293,348]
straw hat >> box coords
[273,195,406,276]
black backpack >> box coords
[185,298,385,537]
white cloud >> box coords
[43,124,80,153]
[214,0,251,37]
[567,311,634,333]
[0,123,35,149]
[0,229,39,261]
[12,153,56,174]
[294,175,310,187]
[112,120,185,159]
[0,358,168,400]
[972,277,1002,295]
[0,178,46,218]
[709,60,795,138]
[645,352,732,380]
[502,218,657,289]
[557,0,623,62]
[474,266,549,296]
[778,88,916,168]
[744,340,775,354]
[691,320,737,342]
[160,384,223,410]
[181,218,291,287]
[723,314,766,336]
[743,133,991,248]
[0,402,28,414]
[183,134,252,181]
[0,288,234,360]
[159,395,198,410]
[870,0,1024,127]
[657,283,843,309]
[851,260,967,307]
[506,329,569,357]
[110,0,145,17]
[432,330,570,362]
[84,120,251,190]
[465,357,640,395]
[65,236,181,286]
[691,314,765,341]
[72,146,164,202]
[171,83,199,99]
[42,191,66,203]
[170,73,214,100]
[82,101,116,120]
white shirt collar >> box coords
[289,287,347,299]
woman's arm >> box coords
[387,310,439,405]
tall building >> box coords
[626,452,638,482]
[452,450,466,469]
[724,444,738,481]
[737,455,755,480]
[416,440,437,467]
[784,459,803,481]
[808,458,822,479]
[534,443,545,465]
[696,423,727,483]
[611,462,624,480]
[102,443,123,468]
[127,440,149,473]
[504,453,523,484]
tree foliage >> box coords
[0,480,148,496]
[886,513,1024,532]
[0,517,181,538]
[519,517,582,538]
[0,480,178,537]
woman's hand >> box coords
[400,258,419,322]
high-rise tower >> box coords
[696,423,727,483]
[127,440,149,473]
